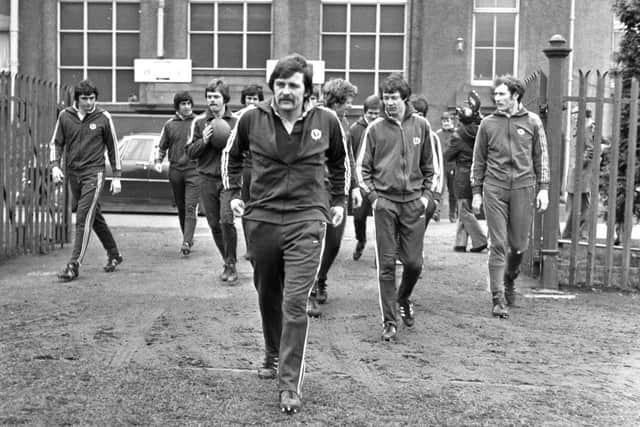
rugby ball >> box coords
[208,118,232,149]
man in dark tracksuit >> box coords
[357,74,435,342]
[471,75,549,318]
[155,91,200,255]
[436,111,457,222]
[349,94,381,261]
[222,54,348,414]
[186,80,238,283]
[50,79,123,281]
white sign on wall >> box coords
[134,59,192,83]
[265,59,325,85]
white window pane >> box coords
[0,33,8,70]
[117,3,140,31]
[495,49,514,76]
[475,14,493,47]
[323,5,347,33]
[474,49,492,80]
[88,3,112,30]
[379,36,403,69]
[60,33,83,66]
[496,14,515,47]
[87,70,112,101]
[351,5,376,33]
[116,70,136,102]
[60,3,83,30]
[219,4,243,31]
[116,34,139,67]
[349,72,375,104]
[475,0,495,7]
[218,35,242,68]
[247,35,270,68]
[247,4,271,31]
[322,35,346,69]
[190,34,213,67]
[380,5,404,33]
[350,36,375,69]
[88,33,112,67]
[191,4,214,31]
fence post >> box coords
[541,35,571,289]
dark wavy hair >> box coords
[73,79,98,102]
[240,84,264,105]
[268,53,314,99]
[493,75,525,102]
[205,79,230,104]
[173,91,193,111]
[379,73,411,100]
[322,79,357,109]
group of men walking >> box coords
[49,53,549,414]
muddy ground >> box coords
[1,215,639,426]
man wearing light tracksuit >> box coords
[357,73,436,342]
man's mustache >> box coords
[278,96,295,102]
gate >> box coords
[0,73,73,260]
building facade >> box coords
[0,0,620,127]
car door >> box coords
[113,135,153,206]
[146,137,176,211]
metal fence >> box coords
[0,73,72,260]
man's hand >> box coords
[230,198,245,217]
[153,162,163,173]
[472,194,483,215]
[52,166,64,184]
[351,188,363,209]
[110,178,122,195]
[203,124,214,142]
[420,196,430,210]
[330,206,344,227]
[371,199,378,210]
[536,189,549,212]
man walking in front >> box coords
[50,79,123,281]
[186,80,238,283]
[357,74,435,341]
[222,54,348,414]
[471,75,549,318]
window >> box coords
[612,15,625,55]
[321,0,407,105]
[472,0,518,84]
[58,0,140,103]
[189,0,272,70]
[0,31,8,71]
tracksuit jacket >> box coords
[221,102,349,224]
[471,107,550,194]
[186,107,237,178]
[356,105,436,204]
[350,117,368,166]
[156,112,197,170]
[49,105,121,176]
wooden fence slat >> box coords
[621,78,639,286]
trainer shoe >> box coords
[226,263,238,283]
[220,264,230,281]
[491,293,509,319]
[470,243,488,253]
[103,254,123,272]
[453,246,466,252]
[316,281,328,304]
[307,296,321,318]
[257,355,278,379]
[280,390,301,414]
[381,323,397,341]
[57,261,79,282]
[181,241,192,256]
[352,241,365,260]
[398,300,415,327]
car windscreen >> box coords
[120,138,156,162]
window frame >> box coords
[188,0,273,71]
[57,0,140,104]
[320,0,408,106]
[471,0,519,86]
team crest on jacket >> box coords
[517,128,525,136]
[89,123,97,130]
[311,129,322,140]
[413,137,421,145]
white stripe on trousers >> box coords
[78,171,104,264]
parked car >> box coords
[102,133,177,213]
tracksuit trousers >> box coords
[353,196,371,245]
[67,169,119,264]
[483,183,536,293]
[455,199,488,249]
[169,166,200,246]
[243,218,326,396]
[373,197,425,327]
[316,214,346,284]
[200,175,237,266]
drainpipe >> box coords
[157,0,164,58]
[563,0,576,193]
[9,0,18,118]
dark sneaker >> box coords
[492,293,509,319]
[181,241,192,256]
[103,254,123,272]
[257,355,278,379]
[280,390,301,414]
[470,243,488,253]
[220,264,230,281]
[381,323,397,341]
[226,263,238,283]
[316,281,328,304]
[57,262,79,282]
[453,246,466,252]
[307,296,321,318]
[353,241,365,260]
[398,300,415,327]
